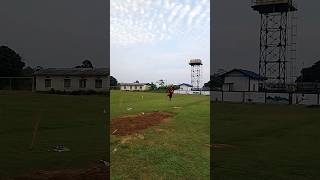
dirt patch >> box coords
[111,112,173,136]
[13,163,108,180]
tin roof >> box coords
[179,83,193,87]
[119,83,148,86]
[33,68,109,76]
[222,69,266,81]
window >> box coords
[45,79,51,88]
[124,86,126,90]
[95,79,102,88]
[229,83,234,92]
[64,79,71,88]
[130,86,132,90]
[140,86,142,90]
[135,86,137,90]
[79,79,87,88]
[253,84,256,91]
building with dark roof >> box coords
[221,69,266,92]
[33,68,109,92]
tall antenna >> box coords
[252,0,298,90]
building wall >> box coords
[180,85,192,91]
[223,71,261,92]
[120,85,149,91]
[35,76,108,92]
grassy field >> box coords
[0,91,108,178]
[2,91,319,179]
[213,102,320,180]
[0,91,210,179]
[110,91,210,179]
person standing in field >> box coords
[167,85,174,101]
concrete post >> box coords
[222,91,224,102]
[242,91,245,103]
[9,78,12,90]
[264,91,267,104]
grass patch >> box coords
[213,102,320,180]
[0,91,108,178]
[110,91,210,179]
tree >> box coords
[110,76,118,86]
[156,79,165,87]
[34,66,44,72]
[203,74,224,90]
[82,59,93,68]
[75,59,93,68]
[297,60,320,82]
[148,82,157,90]
[0,46,25,77]
[22,66,34,76]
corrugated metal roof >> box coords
[223,69,266,80]
[179,83,193,87]
[119,83,148,86]
[33,68,109,76]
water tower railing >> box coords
[251,0,294,6]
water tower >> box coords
[252,0,297,88]
[189,59,202,90]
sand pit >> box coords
[111,112,173,136]
[13,163,108,180]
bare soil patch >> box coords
[13,163,108,180]
[111,112,173,136]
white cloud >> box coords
[110,0,210,46]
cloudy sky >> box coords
[213,0,320,81]
[0,0,108,68]
[111,0,210,85]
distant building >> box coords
[221,69,265,92]
[119,82,149,91]
[33,68,109,92]
[179,83,193,91]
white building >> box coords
[33,68,109,92]
[222,69,265,92]
[179,83,193,91]
[119,82,149,91]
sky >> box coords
[0,0,108,68]
[2,0,317,84]
[110,0,210,85]
[213,0,320,81]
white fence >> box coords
[175,90,210,96]
[211,91,320,106]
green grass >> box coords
[213,102,320,180]
[110,91,210,179]
[0,90,210,179]
[2,90,319,179]
[0,91,108,178]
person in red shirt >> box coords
[167,85,174,101]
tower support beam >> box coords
[252,0,297,90]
